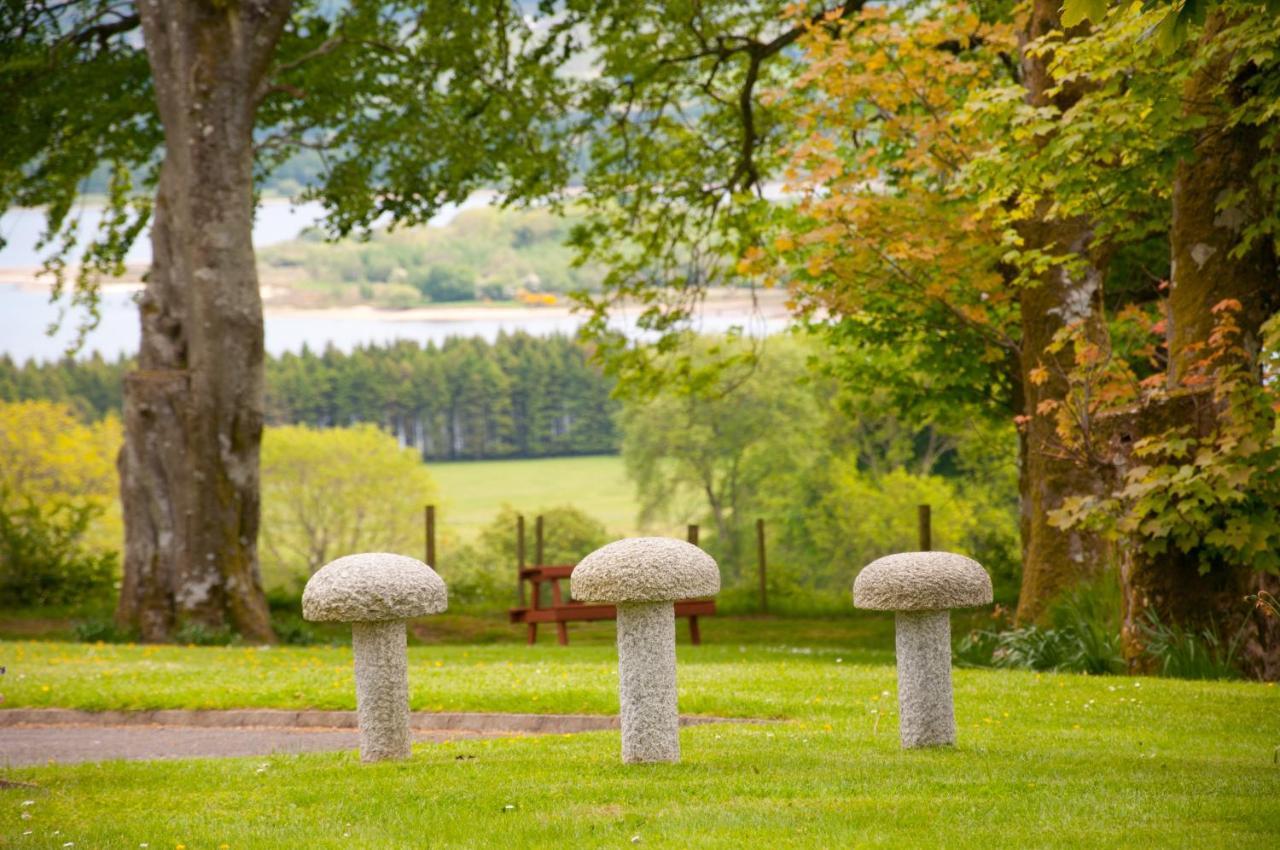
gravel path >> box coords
[0,725,495,766]
[0,709,738,766]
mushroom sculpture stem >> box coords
[571,537,720,765]
[302,552,448,763]
[894,609,954,748]
[617,601,680,763]
[852,551,991,749]
[352,620,411,761]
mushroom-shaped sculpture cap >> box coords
[853,551,992,611]
[571,537,719,603]
[303,553,447,622]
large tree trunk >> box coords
[116,0,292,642]
[1113,12,1280,678]
[1012,0,1111,623]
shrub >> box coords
[1139,610,1243,680]
[445,504,608,612]
[0,496,116,606]
[411,265,475,302]
[259,423,437,590]
[372,283,423,310]
[173,621,237,646]
[0,400,122,556]
[955,577,1124,675]
[73,618,137,643]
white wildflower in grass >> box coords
[21,800,35,806]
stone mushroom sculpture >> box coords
[571,537,719,764]
[853,551,992,749]
[302,552,447,762]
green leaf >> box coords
[1149,10,1189,55]
[1061,0,1110,26]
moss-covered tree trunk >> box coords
[116,0,291,642]
[1012,0,1111,623]
[1113,12,1280,679]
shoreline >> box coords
[0,274,791,324]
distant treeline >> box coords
[0,333,620,460]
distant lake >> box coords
[0,194,781,362]
[0,284,780,362]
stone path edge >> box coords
[0,708,757,734]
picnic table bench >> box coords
[509,563,714,645]
[506,516,714,645]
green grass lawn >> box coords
[428,454,662,544]
[2,622,1278,848]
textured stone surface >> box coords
[0,725,492,766]
[571,537,719,603]
[303,552,446,622]
[853,551,992,612]
[616,601,680,763]
[895,609,956,748]
[352,620,411,762]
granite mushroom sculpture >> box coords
[853,551,992,748]
[570,537,720,764]
[302,552,447,762]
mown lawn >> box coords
[428,454,662,543]
[2,629,1278,848]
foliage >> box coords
[620,335,824,579]
[768,463,1023,612]
[566,1,860,392]
[956,574,1256,679]
[0,494,116,606]
[0,1,582,333]
[1,334,621,462]
[259,424,437,589]
[957,577,1125,674]
[619,334,1022,608]
[0,353,127,421]
[1060,0,1280,53]
[71,617,137,644]
[1138,608,1245,679]
[259,207,601,307]
[0,399,122,555]
[759,1,1023,429]
[267,333,620,462]
[1050,307,1280,574]
[446,504,609,610]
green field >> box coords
[428,454,664,544]
[2,628,1277,848]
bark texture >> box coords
[1112,13,1280,679]
[117,0,292,642]
[1012,0,1110,623]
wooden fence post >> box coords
[516,514,526,606]
[756,518,768,613]
[535,514,545,566]
[687,524,699,546]
[918,504,932,551]
[424,504,436,569]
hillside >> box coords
[258,206,600,310]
